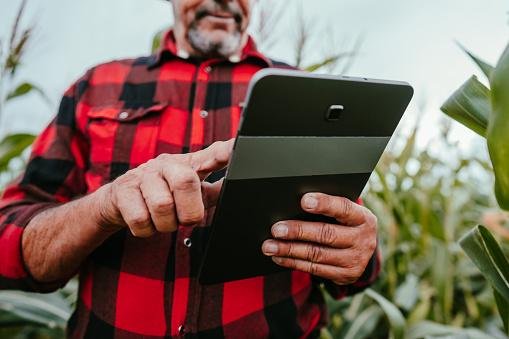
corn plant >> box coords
[0,0,43,181]
[321,122,507,338]
[0,285,75,339]
[440,41,509,335]
[0,2,73,338]
[2,1,509,338]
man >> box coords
[0,0,380,337]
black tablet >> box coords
[198,69,413,285]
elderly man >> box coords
[0,0,380,337]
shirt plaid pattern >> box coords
[0,30,381,338]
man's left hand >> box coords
[261,193,378,285]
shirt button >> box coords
[183,238,192,248]
[199,110,209,118]
[118,111,129,120]
[204,66,212,73]
[178,324,186,335]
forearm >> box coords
[22,184,116,283]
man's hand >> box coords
[96,139,234,237]
[261,193,377,285]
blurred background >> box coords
[1,0,509,338]
[1,0,508,144]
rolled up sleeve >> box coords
[0,202,60,291]
[0,72,90,292]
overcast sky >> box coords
[1,0,508,151]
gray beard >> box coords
[187,27,242,59]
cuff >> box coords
[0,202,63,292]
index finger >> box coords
[185,139,234,180]
[301,193,366,226]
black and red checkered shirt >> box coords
[0,30,380,338]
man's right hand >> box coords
[96,139,234,237]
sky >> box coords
[1,0,508,153]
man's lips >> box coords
[196,10,241,24]
[207,12,234,19]
[202,13,236,24]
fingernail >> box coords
[273,223,288,238]
[303,195,318,209]
[262,240,279,256]
[272,257,283,264]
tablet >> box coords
[198,69,413,285]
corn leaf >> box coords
[459,225,509,303]
[5,28,31,76]
[457,42,495,79]
[432,240,454,322]
[0,133,35,171]
[407,321,494,339]
[0,310,30,327]
[407,285,433,325]
[6,82,34,101]
[488,41,509,211]
[440,75,491,137]
[151,29,164,54]
[494,289,509,335]
[365,289,405,339]
[394,274,419,311]
[0,291,71,329]
[5,82,51,107]
[304,52,354,73]
[343,305,383,339]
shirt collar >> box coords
[147,29,272,69]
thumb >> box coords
[202,178,225,209]
[190,139,234,180]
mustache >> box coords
[194,1,244,25]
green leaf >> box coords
[5,29,31,76]
[431,241,454,322]
[319,327,334,339]
[494,288,509,335]
[0,133,35,171]
[440,75,491,137]
[407,284,433,325]
[6,82,34,101]
[304,52,354,73]
[407,321,494,339]
[459,226,509,303]
[396,124,418,180]
[488,41,509,210]
[0,310,28,327]
[343,305,383,339]
[151,29,165,54]
[365,289,406,339]
[0,291,71,329]
[395,274,419,311]
[457,42,495,79]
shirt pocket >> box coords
[86,103,168,122]
[84,103,167,190]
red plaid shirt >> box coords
[0,30,380,338]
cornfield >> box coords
[1,1,509,338]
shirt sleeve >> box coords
[317,198,382,299]
[0,73,90,292]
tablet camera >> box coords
[326,105,344,121]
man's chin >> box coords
[197,29,236,44]
[187,27,242,58]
